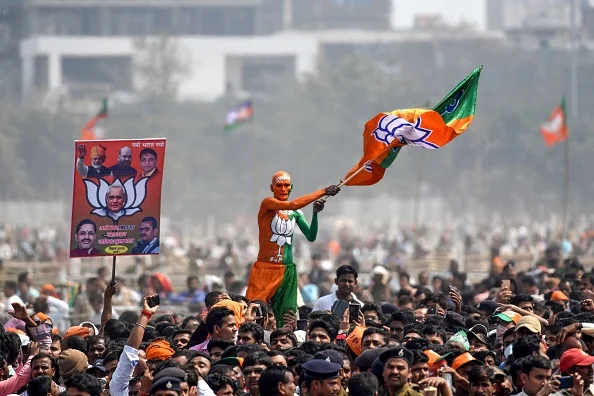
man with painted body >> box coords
[246,171,340,325]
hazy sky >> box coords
[392,0,486,30]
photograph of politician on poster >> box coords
[70,138,166,258]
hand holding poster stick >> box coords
[318,160,371,203]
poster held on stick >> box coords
[69,138,167,261]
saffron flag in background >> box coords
[540,97,568,147]
[225,100,253,130]
[80,99,108,140]
[344,65,483,186]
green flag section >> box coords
[344,66,482,186]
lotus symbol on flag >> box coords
[270,211,296,257]
[83,177,149,222]
[372,115,438,150]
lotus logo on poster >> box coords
[84,178,148,222]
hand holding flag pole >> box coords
[318,160,372,203]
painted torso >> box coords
[258,207,302,264]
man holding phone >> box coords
[312,265,363,313]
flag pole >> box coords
[318,160,371,203]
[564,0,579,241]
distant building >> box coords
[10,0,489,101]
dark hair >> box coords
[208,364,234,376]
[243,351,273,369]
[405,338,430,351]
[207,339,235,353]
[270,328,297,348]
[205,307,235,334]
[140,216,158,229]
[267,350,286,358]
[468,366,494,384]
[139,147,157,160]
[510,294,534,306]
[521,355,552,374]
[362,327,388,346]
[62,336,87,355]
[258,365,293,396]
[421,293,449,310]
[236,344,265,357]
[119,311,140,324]
[513,335,543,359]
[4,281,17,291]
[348,372,379,396]
[206,373,238,394]
[238,322,264,344]
[65,373,102,396]
[181,316,199,330]
[28,375,53,395]
[171,349,199,362]
[17,272,29,284]
[205,291,223,309]
[86,335,107,350]
[103,348,123,367]
[336,265,358,280]
[104,319,130,340]
[422,325,447,343]
[390,310,416,325]
[32,352,57,368]
[153,359,182,375]
[308,320,338,342]
[411,350,429,365]
[75,219,97,234]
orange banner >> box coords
[70,138,166,258]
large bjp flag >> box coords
[344,66,482,186]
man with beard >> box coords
[109,146,137,178]
[76,145,112,178]
[71,219,100,257]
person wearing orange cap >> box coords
[64,326,91,339]
[145,339,175,371]
[76,144,112,178]
[245,171,340,326]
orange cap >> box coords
[40,284,58,298]
[32,312,51,323]
[452,352,482,371]
[146,339,175,361]
[551,291,569,302]
[64,326,91,339]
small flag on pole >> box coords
[81,99,108,140]
[225,100,253,130]
[540,97,568,147]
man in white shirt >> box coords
[3,281,24,313]
[312,265,363,312]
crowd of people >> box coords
[0,241,592,395]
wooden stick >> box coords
[318,160,371,203]
[111,256,116,282]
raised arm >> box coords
[260,185,340,212]
[295,200,327,242]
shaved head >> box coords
[271,171,291,185]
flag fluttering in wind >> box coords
[343,66,482,186]
[80,99,108,140]
[540,97,568,147]
[225,100,253,130]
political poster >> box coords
[70,138,166,257]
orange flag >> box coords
[81,99,108,140]
[540,97,568,147]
